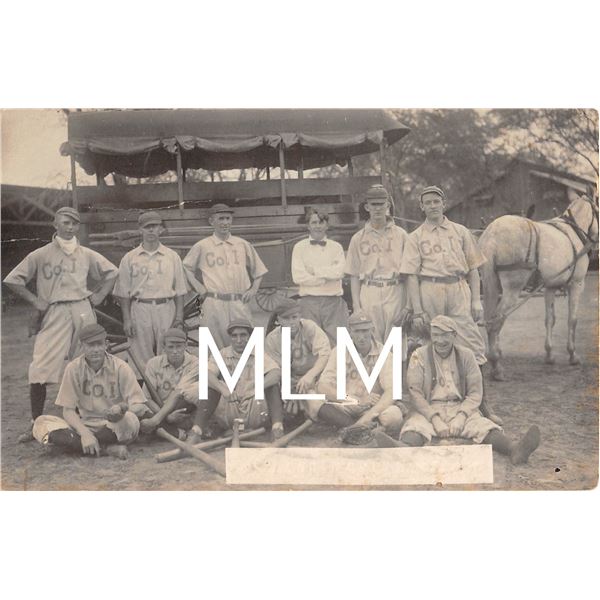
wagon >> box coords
[60,109,411,341]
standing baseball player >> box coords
[291,207,348,346]
[114,211,188,373]
[315,310,408,441]
[264,297,331,420]
[139,328,199,439]
[375,316,540,465]
[3,207,118,442]
[183,203,268,348]
[31,324,150,460]
[345,184,409,344]
[189,319,285,442]
[399,185,501,423]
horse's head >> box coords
[563,191,599,245]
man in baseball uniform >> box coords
[31,324,150,460]
[183,203,268,348]
[375,316,540,465]
[399,185,501,423]
[114,210,188,374]
[188,319,284,442]
[315,311,407,437]
[291,207,348,346]
[139,328,199,439]
[3,207,118,442]
[264,297,331,420]
[345,184,409,345]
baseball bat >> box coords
[125,346,164,408]
[239,419,313,449]
[156,427,226,476]
[155,427,267,463]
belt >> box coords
[53,298,87,304]
[133,297,173,305]
[418,275,463,284]
[204,292,243,301]
[364,277,403,287]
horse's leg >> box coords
[489,271,531,380]
[544,288,556,364]
[567,278,585,365]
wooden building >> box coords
[445,159,596,230]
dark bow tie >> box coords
[310,240,326,247]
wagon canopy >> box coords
[60,109,410,178]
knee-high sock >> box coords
[30,383,47,420]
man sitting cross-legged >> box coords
[138,328,199,440]
[375,315,541,465]
[187,319,285,443]
[31,324,150,460]
[315,310,407,443]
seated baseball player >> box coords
[315,310,407,442]
[31,324,150,460]
[188,319,285,443]
[139,328,199,439]
[375,316,541,465]
[264,297,331,421]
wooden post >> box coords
[176,147,184,215]
[266,166,270,180]
[70,154,78,210]
[347,156,354,177]
[298,150,304,180]
[379,138,386,187]
[279,142,287,210]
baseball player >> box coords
[291,207,348,345]
[31,324,150,460]
[114,210,188,374]
[264,297,331,420]
[139,328,199,439]
[345,184,410,345]
[183,203,268,348]
[188,319,284,442]
[315,310,407,439]
[3,206,118,442]
[375,316,541,465]
[399,184,501,423]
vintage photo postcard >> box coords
[1,108,597,491]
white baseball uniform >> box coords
[144,351,198,404]
[115,243,188,368]
[399,217,487,364]
[345,221,409,344]
[183,234,268,348]
[3,237,118,384]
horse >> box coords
[478,190,599,380]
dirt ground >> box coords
[1,274,598,491]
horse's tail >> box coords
[478,228,501,326]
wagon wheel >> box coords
[255,289,295,335]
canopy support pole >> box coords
[176,147,184,215]
[298,151,304,180]
[379,137,386,186]
[279,143,287,210]
[347,156,354,177]
[266,166,271,180]
[70,154,78,210]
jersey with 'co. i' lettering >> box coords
[144,351,198,403]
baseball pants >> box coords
[130,300,176,371]
[33,412,140,445]
[359,283,407,357]
[298,295,348,346]
[419,279,487,365]
[213,395,270,430]
[29,299,96,385]
[401,400,500,444]
[201,297,253,349]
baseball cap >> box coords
[365,184,390,202]
[79,323,107,343]
[420,186,445,201]
[55,206,81,223]
[348,310,373,329]
[275,297,301,318]
[138,211,163,227]
[209,203,235,215]
[430,315,458,333]
[162,328,187,343]
[226,319,253,334]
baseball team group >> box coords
[3,183,540,466]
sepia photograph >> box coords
[1,107,597,491]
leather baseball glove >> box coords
[339,421,377,446]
